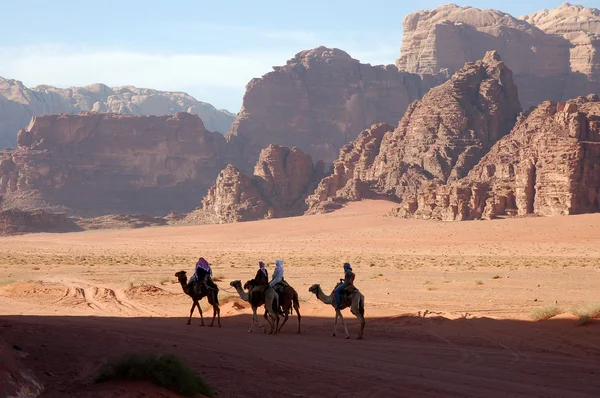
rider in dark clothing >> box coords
[334,262,355,309]
[254,261,269,285]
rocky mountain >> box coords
[202,144,323,222]
[520,3,600,83]
[226,46,436,167]
[398,94,600,220]
[0,78,235,148]
[0,112,229,216]
[396,4,600,108]
[306,51,521,214]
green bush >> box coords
[95,353,213,397]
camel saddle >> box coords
[248,284,267,302]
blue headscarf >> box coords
[275,259,284,268]
[343,262,352,272]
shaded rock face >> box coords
[399,94,600,220]
[202,145,323,222]
[0,78,235,148]
[0,209,80,236]
[306,51,521,213]
[0,112,228,216]
[227,46,436,167]
[0,337,44,397]
[396,4,600,108]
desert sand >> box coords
[1,200,600,397]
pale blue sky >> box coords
[0,1,596,112]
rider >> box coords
[334,262,355,309]
[254,261,269,286]
[269,259,286,316]
[269,259,285,293]
[188,257,218,291]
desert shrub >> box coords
[530,306,562,321]
[96,353,213,397]
[572,303,600,325]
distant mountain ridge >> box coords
[0,77,235,147]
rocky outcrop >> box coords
[396,4,600,108]
[0,78,235,148]
[0,112,229,216]
[0,209,80,235]
[521,3,600,83]
[398,94,600,220]
[227,46,436,166]
[202,145,323,222]
[0,337,44,397]
[306,51,521,213]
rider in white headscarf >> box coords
[269,259,284,288]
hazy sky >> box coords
[0,0,597,112]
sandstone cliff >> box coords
[0,78,235,148]
[227,46,435,167]
[396,4,600,108]
[202,145,323,222]
[0,112,229,216]
[398,94,600,220]
[306,51,521,213]
[520,3,600,83]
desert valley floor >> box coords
[1,200,600,397]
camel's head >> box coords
[308,284,320,294]
[174,271,187,282]
[230,280,242,288]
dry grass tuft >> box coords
[530,306,562,321]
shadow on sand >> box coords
[1,313,600,397]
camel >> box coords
[230,280,280,334]
[175,271,221,328]
[308,283,365,339]
[246,279,301,333]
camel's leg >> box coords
[210,304,217,327]
[250,307,266,333]
[332,310,339,337]
[277,312,289,333]
[187,301,197,325]
[295,304,301,334]
[339,311,350,339]
[216,305,221,328]
[198,300,205,327]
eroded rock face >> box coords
[0,78,235,148]
[397,4,600,108]
[0,112,228,216]
[202,145,323,222]
[0,337,43,397]
[227,46,435,166]
[520,3,600,83]
[398,94,600,220]
[306,51,521,213]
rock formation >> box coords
[521,3,600,83]
[0,78,235,148]
[306,51,521,213]
[0,209,80,235]
[0,112,229,216]
[227,46,435,167]
[398,94,600,220]
[0,337,44,397]
[396,4,600,108]
[202,145,323,222]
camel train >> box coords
[174,258,366,339]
